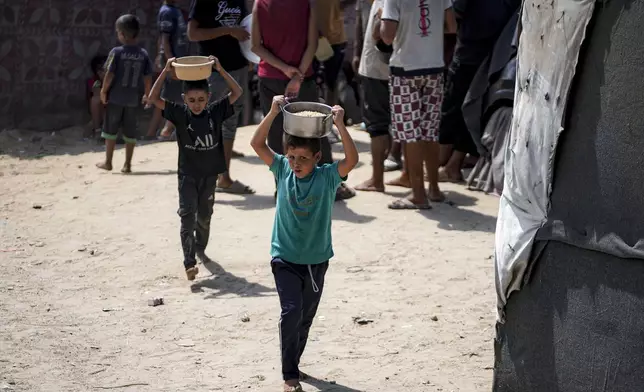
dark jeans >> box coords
[258,77,332,165]
[177,175,217,269]
[271,258,329,381]
[439,60,480,156]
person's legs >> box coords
[159,78,183,138]
[388,75,428,208]
[357,77,390,192]
[296,261,328,363]
[403,141,427,205]
[322,43,347,106]
[120,107,139,173]
[210,69,254,193]
[146,107,164,137]
[387,76,411,188]
[97,104,121,171]
[420,73,445,201]
[259,78,289,155]
[195,176,217,255]
[90,95,104,138]
[177,175,199,279]
[272,258,306,388]
[439,60,480,181]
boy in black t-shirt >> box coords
[148,56,242,280]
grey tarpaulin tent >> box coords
[494,0,644,390]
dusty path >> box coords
[0,127,499,392]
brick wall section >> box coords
[0,0,194,131]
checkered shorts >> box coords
[389,73,444,142]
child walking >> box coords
[97,14,153,173]
[250,97,359,392]
[148,56,242,281]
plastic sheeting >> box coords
[494,0,596,320]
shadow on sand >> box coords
[190,253,275,299]
[302,375,365,392]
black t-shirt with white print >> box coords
[163,99,234,178]
[188,0,248,72]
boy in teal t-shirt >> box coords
[250,96,359,392]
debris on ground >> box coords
[352,316,374,325]
[147,298,164,307]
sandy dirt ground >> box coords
[0,126,499,392]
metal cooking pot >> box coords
[281,102,333,139]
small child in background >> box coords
[97,14,152,173]
[86,55,107,140]
[250,96,359,392]
[147,56,242,281]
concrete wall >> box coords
[0,0,193,131]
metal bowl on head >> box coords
[172,56,214,81]
[282,102,333,139]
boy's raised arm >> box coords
[332,106,359,178]
[148,58,175,111]
[250,95,286,167]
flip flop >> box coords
[388,198,431,210]
[232,150,245,158]
[215,180,255,195]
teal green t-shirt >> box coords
[270,154,344,264]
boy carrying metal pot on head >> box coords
[250,96,359,392]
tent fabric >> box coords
[466,106,512,195]
[495,0,644,387]
[494,0,595,321]
[493,241,644,391]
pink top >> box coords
[255,0,314,80]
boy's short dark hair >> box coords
[115,14,141,40]
[284,134,321,155]
[183,79,210,93]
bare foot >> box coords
[121,164,132,174]
[96,162,112,171]
[438,167,464,183]
[386,174,411,188]
[355,178,385,192]
[428,185,445,202]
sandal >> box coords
[215,180,255,195]
[388,198,431,210]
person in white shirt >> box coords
[377,0,456,209]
